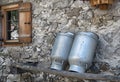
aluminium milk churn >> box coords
[68,32,99,73]
[50,32,74,70]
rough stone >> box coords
[52,0,73,8]
[0,0,120,82]
[6,74,20,82]
[66,8,81,17]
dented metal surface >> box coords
[69,32,99,73]
[50,32,74,70]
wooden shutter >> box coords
[19,2,32,43]
[90,0,100,6]
[101,0,113,4]
[0,10,2,46]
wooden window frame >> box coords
[1,2,32,46]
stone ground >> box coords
[0,0,120,82]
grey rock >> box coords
[112,2,120,16]
[66,8,81,17]
[52,0,73,8]
[0,57,4,65]
[1,0,120,82]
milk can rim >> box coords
[57,32,74,38]
[76,32,99,41]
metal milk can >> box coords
[68,32,99,73]
[50,32,74,70]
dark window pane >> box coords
[6,10,19,40]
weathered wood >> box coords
[101,0,113,4]
[12,63,120,81]
[90,0,114,10]
[0,9,2,46]
[99,4,109,10]
[19,2,32,43]
[90,0,100,6]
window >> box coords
[6,10,19,42]
[0,2,32,46]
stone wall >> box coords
[0,0,120,82]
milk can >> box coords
[68,32,99,73]
[50,32,74,70]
